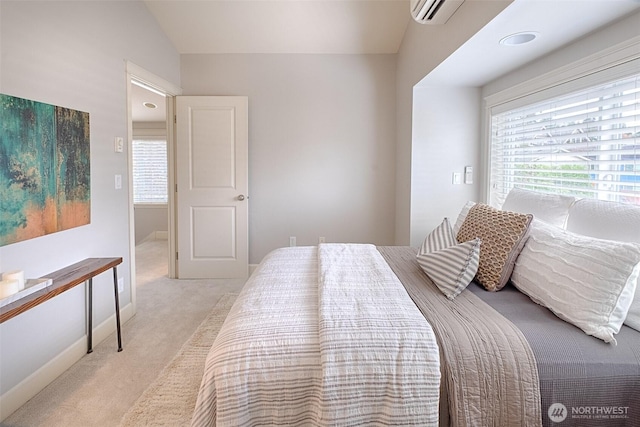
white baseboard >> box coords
[249,264,258,277]
[154,231,168,240]
[0,302,134,421]
[141,231,168,244]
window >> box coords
[132,139,168,204]
[489,73,639,206]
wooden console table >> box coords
[0,258,124,353]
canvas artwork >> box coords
[0,94,90,247]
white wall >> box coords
[181,54,397,264]
[409,86,480,247]
[394,1,512,245]
[0,1,179,419]
[135,205,168,244]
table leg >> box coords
[87,278,93,354]
[113,266,123,352]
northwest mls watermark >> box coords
[548,403,630,423]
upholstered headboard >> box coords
[501,188,640,242]
[502,188,640,333]
[566,197,640,243]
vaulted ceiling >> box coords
[143,0,640,59]
[143,0,411,54]
[133,0,640,121]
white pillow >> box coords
[502,188,575,228]
[417,218,481,300]
[566,198,640,242]
[565,198,640,332]
[453,201,475,236]
[511,220,640,344]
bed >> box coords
[192,190,640,427]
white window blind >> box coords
[490,73,639,207]
[132,139,168,204]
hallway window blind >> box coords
[132,139,168,204]
[490,73,640,207]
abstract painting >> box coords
[0,94,90,247]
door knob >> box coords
[237,194,246,201]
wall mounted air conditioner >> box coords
[410,0,465,25]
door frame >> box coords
[125,61,182,314]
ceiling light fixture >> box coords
[143,102,158,109]
[499,31,539,46]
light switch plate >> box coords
[464,166,473,184]
[452,172,462,185]
[115,174,122,190]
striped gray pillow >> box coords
[417,218,481,300]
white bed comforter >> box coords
[191,244,441,426]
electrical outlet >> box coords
[289,236,296,247]
[319,237,326,244]
[118,277,124,293]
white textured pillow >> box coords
[502,188,575,228]
[565,199,640,332]
[512,220,640,344]
[417,218,481,300]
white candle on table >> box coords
[0,279,20,298]
[2,270,25,291]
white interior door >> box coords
[175,96,248,278]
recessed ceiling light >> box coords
[499,32,539,46]
[143,102,157,109]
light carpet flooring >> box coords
[120,293,236,426]
[2,239,246,427]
